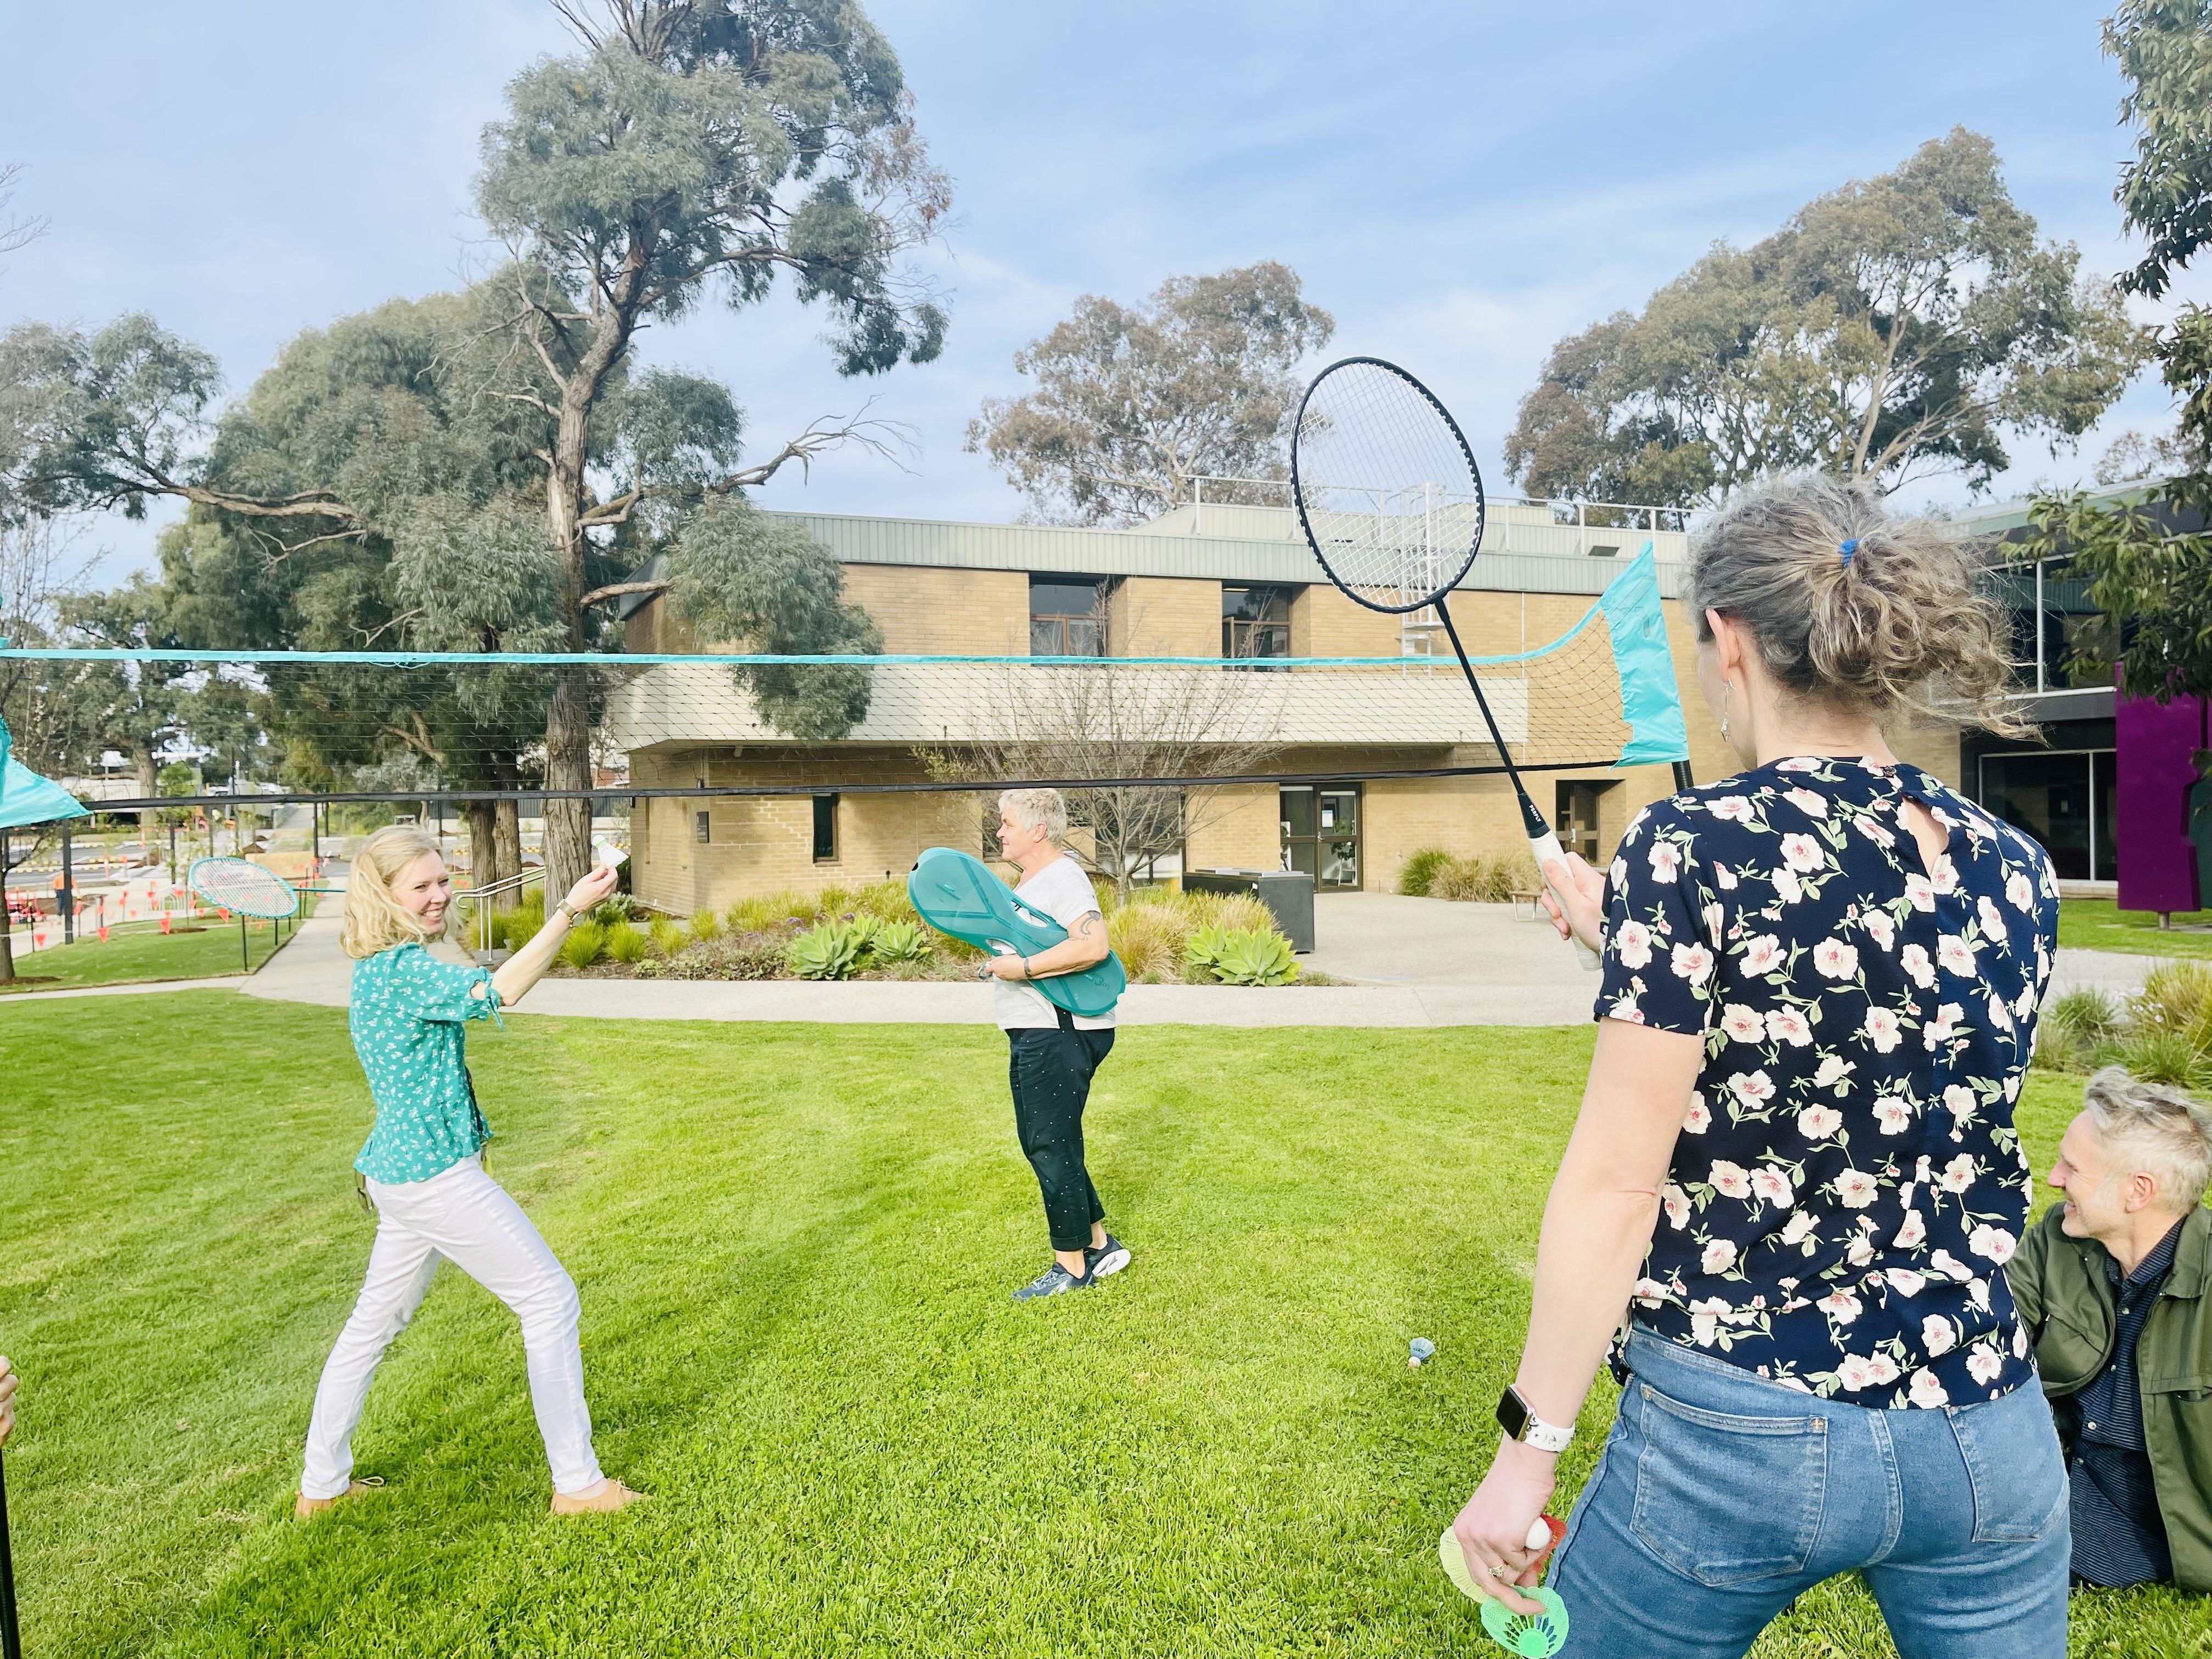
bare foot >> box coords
[550,1477,650,1516]
[294,1476,384,1520]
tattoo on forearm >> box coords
[1076,913,1100,938]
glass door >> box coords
[1978,750,2116,881]
[1280,784,1361,888]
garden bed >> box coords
[476,878,1323,988]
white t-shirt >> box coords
[992,854,1115,1031]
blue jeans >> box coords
[1549,1327,2068,1659]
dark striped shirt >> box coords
[2069,1217,2185,1588]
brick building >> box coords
[609,497,1962,913]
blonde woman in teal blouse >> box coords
[296,826,646,1519]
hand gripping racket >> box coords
[1290,358,1598,969]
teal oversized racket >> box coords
[907,848,1126,1018]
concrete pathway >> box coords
[0,888,2182,1028]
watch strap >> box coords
[1520,1413,1575,1454]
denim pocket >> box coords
[1628,1382,1829,1587]
[1949,1383,2066,1544]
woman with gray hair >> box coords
[983,787,1126,1301]
[2011,1066,2212,1593]
[1451,472,2068,1656]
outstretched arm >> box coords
[483,864,621,1006]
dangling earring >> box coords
[1719,682,1732,743]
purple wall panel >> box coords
[2115,683,2207,912]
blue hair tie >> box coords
[1839,538,1859,565]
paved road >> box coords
[3,887,2172,1028]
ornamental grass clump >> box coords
[559,920,607,970]
[690,907,724,943]
[604,919,648,965]
[648,916,686,959]
[1398,847,1451,897]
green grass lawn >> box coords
[2061,899,2212,962]
[0,996,2196,1657]
[0,900,314,993]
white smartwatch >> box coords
[1497,1385,1575,1454]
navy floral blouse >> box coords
[1598,755,2059,1408]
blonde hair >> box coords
[2084,1066,2212,1212]
[341,826,452,960]
[1689,472,2028,735]
[998,787,1069,843]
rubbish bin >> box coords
[1183,868,1316,953]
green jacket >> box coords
[2010,1201,2212,1593]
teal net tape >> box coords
[1599,543,1690,767]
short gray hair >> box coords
[2084,1066,2212,1211]
[998,787,1068,843]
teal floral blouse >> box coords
[349,942,504,1184]
[1598,755,2059,1408]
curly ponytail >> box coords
[1689,472,2029,735]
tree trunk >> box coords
[494,796,523,906]
[135,747,157,867]
[543,664,593,907]
[463,799,499,918]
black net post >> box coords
[59,827,72,945]
[1,1449,22,1659]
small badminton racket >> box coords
[1291,357,1596,968]
[188,856,300,974]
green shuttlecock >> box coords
[1480,1587,1568,1657]
[1438,1523,1571,1657]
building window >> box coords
[1223,585,1292,661]
[1280,783,1361,889]
[812,793,839,862]
[1979,750,2116,882]
[693,810,711,844]
[1030,575,1106,656]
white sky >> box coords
[2,0,2203,588]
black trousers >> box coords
[1007,1014,1115,1252]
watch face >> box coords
[1496,1386,1531,1442]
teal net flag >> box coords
[0,714,91,831]
[1598,543,1691,768]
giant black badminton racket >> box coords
[1290,357,1596,967]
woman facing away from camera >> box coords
[295,826,646,1519]
[1452,474,2069,1658]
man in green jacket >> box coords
[2010,1066,2212,1593]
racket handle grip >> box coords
[1527,832,1602,972]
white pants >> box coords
[300,1155,605,1499]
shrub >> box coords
[1110,903,1189,980]
[788,921,863,980]
[643,933,786,981]
[1399,847,1452,897]
[1184,921,1234,982]
[2123,1026,2209,1090]
[690,907,724,943]
[604,919,648,965]
[854,881,923,927]
[560,921,607,970]
[648,916,686,959]
[2132,961,2212,1039]
[1210,927,1299,986]
[2031,1023,2084,1075]
[2047,987,2124,1049]
[727,890,809,934]
[868,919,933,963]
[592,893,639,923]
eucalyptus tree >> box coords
[1508,129,2145,508]
[967,262,1335,526]
[2025,0,2212,709]
[8,0,950,895]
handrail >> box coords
[469,865,547,953]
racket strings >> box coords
[1291,360,1485,611]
